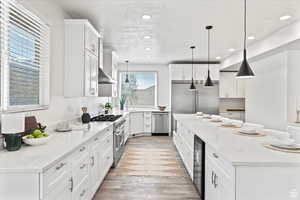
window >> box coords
[119,72,157,107]
[0,0,50,111]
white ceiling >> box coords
[52,0,300,64]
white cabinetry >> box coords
[130,112,144,135]
[173,121,194,178]
[219,72,245,98]
[64,20,100,97]
[144,112,152,133]
[205,146,235,200]
[170,64,219,81]
[98,50,118,97]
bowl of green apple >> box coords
[23,129,51,146]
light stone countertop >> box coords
[0,121,114,173]
[174,114,300,167]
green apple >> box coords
[33,129,43,138]
[26,135,34,139]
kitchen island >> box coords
[173,114,300,200]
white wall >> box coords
[19,0,109,126]
[287,51,300,124]
[245,52,287,130]
[116,64,170,108]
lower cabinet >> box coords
[42,126,114,200]
[130,112,144,135]
[205,146,235,200]
[173,122,194,179]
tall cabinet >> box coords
[64,20,101,97]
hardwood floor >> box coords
[93,136,200,200]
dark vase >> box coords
[4,133,22,151]
[120,104,124,110]
[81,113,91,124]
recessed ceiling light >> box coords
[228,48,235,52]
[142,15,152,20]
[145,47,151,51]
[280,15,291,21]
[216,56,221,60]
[248,36,255,40]
[144,35,151,39]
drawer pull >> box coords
[79,147,86,152]
[80,189,86,197]
[69,177,74,192]
[213,153,219,159]
[214,173,218,188]
[211,171,214,185]
[107,156,110,160]
[94,137,99,141]
[107,139,110,143]
[80,164,86,170]
[91,156,95,167]
[55,163,65,170]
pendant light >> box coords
[125,60,129,83]
[189,46,197,91]
[204,26,214,87]
[236,0,255,78]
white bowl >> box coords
[23,135,52,146]
[270,138,295,146]
[232,120,244,128]
[211,115,222,120]
[242,123,264,133]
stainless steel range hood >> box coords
[98,68,115,84]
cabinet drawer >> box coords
[72,152,89,188]
[43,157,70,195]
[72,176,89,200]
[206,145,235,177]
[44,174,72,200]
[99,133,113,152]
[102,145,113,174]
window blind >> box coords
[0,0,50,111]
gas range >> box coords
[91,114,126,168]
[90,114,122,122]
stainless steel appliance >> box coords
[194,135,205,199]
[171,80,219,114]
[113,118,126,167]
[151,112,169,135]
[91,114,126,167]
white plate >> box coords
[270,143,300,150]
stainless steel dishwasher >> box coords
[151,112,169,135]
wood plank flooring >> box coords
[93,136,200,200]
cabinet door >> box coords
[130,112,144,135]
[215,165,235,200]
[85,24,98,56]
[205,155,217,200]
[236,79,246,98]
[84,51,98,96]
[219,72,236,98]
[90,55,98,96]
[89,142,101,195]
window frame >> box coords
[0,0,50,113]
[118,70,158,108]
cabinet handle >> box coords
[80,189,86,197]
[91,156,95,167]
[69,177,73,192]
[80,164,86,170]
[94,137,99,141]
[107,139,110,143]
[214,174,218,188]
[55,163,65,170]
[213,153,219,159]
[79,146,86,152]
[211,171,214,185]
[107,156,110,160]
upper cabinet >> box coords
[64,20,102,97]
[98,50,118,97]
[219,72,245,98]
[170,64,219,81]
